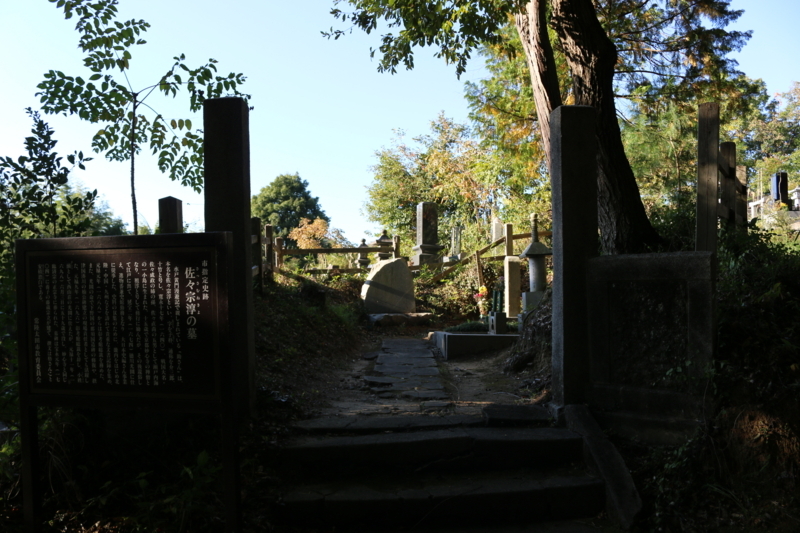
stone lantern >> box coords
[519,214,552,313]
[374,230,394,261]
[357,239,371,269]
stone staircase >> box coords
[273,406,608,531]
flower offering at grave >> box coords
[474,285,490,315]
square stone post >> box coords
[504,256,521,317]
[411,202,444,265]
[550,105,598,414]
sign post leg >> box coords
[222,410,241,532]
[21,404,40,533]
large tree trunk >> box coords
[514,0,562,171]
[515,0,661,254]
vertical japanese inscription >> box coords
[26,248,219,397]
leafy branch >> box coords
[36,0,250,234]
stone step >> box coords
[280,427,584,480]
[292,404,553,435]
[483,404,554,427]
[293,414,486,434]
[409,521,603,533]
[279,471,605,530]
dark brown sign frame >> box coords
[16,232,240,531]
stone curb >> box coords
[565,404,641,530]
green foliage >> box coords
[37,0,249,232]
[735,81,800,194]
[327,0,514,77]
[0,109,96,245]
[0,111,103,529]
[365,115,546,259]
[599,0,751,105]
[251,174,329,248]
[630,227,800,530]
[463,22,558,218]
[414,260,503,317]
[1,110,98,378]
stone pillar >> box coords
[504,256,521,317]
[411,202,444,265]
[203,97,255,418]
[491,214,503,242]
[449,225,463,261]
[158,196,183,234]
[550,105,598,414]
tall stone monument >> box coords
[411,202,444,266]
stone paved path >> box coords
[368,338,449,401]
[311,335,523,420]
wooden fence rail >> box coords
[431,229,552,282]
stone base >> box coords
[522,291,545,312]
[488,312,507,334]
[411,253,439,266]
[430,331,519,359]
[368,313,433,327]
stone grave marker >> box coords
[360,258,416,313]
[411,202,444,266]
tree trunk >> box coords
[131,96,138,236]
[514,0,562,171]
[516,0,661,254]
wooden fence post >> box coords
[158,196,183,234]
[736,166,748,232]
[251,217,263,295]
[393,235,401,259]
[264,225,274,282]
[203,96,252,531]
[696,102,720,252]
[720,142,736,230]
[504,223,514,257]
[474,250,485,288]
[275,237,284,269]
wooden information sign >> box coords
[16,232,241,531]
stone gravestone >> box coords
[361,258,416,313]
[491,215,504,242]
[411,202,444,266]
[449,225,463,262]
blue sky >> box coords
[1,0,798,242]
